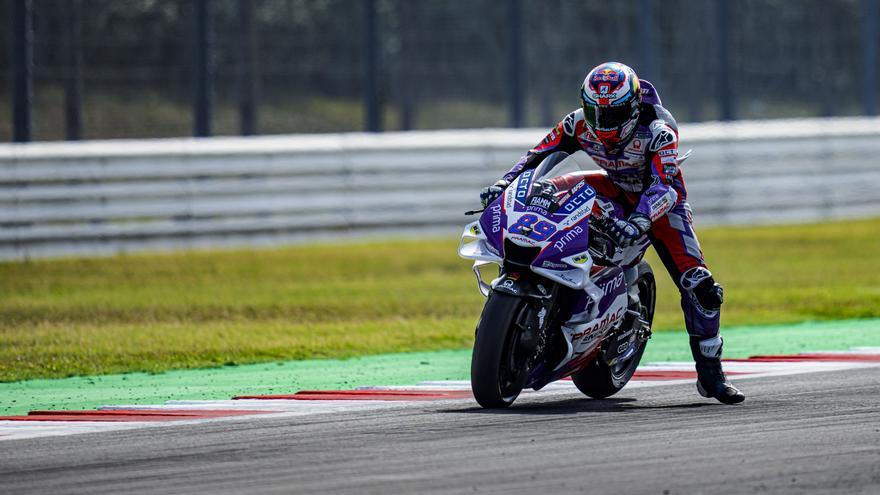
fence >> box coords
[1,117,879,259]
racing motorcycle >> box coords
[459,151,657,408]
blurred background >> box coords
[0,0,879,386]
[2,0,878,142]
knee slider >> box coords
[681,267,723,311]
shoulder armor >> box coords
[652,104,678,133]
[562,109,583,136]
[648,119,677,152]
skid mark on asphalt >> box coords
[2,349,879,442]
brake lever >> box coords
[464,209,485,216]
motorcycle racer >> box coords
[480,62,744,404]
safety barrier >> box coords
[2,117,880,259]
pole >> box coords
[238,0,259,135]
[363,0,381,132]
[716,0,734,121]
[864,0,878,116]
[639,0,658,85]
[398,0,415,131]
[507,0,524,128]
[11,0,33,142]
[193,0,212,137]
[63,0,83,141]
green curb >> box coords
[1,318,878,416]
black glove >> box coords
[480,179,509,208]
[608,214,651,248]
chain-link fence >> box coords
[2,0,878,141]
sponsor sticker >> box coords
[570,308,624,343]
[508,233,539,246]
[649,197,670,220]
[553,225,584,252]
[557,179,587,206]
[563,112,576,135]
[598,272,624,295]
[649,129,675,151]
[561,186,596,214]
[500,279,518,294]
[515,170,533,202]
[529,196,553,210]
[591,156,636,171]
[489,204,503,233]
[541,260,568,270]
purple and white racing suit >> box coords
[501,80,720,338]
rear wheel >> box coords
[471,291,531,408]
[572,261,656,399]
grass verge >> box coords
[1,217,879,382]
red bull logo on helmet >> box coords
[583,62,639,106]
[595,67,621,81]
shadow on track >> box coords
[441,397,718,416]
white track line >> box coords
[3,350,879,442]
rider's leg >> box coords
[549,170,622,199]
[648,201,745,404]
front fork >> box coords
[513,281,562,356]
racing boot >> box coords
[690,336,745,404]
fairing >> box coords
[459,152,649,387]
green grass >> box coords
[1,217,879,382]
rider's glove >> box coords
[608,214,651,248]
[480,179,509,208]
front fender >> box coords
[492,275,551,300]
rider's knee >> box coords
[680,266,723,314]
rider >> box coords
[480,61,744,404]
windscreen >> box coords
[524,153,590,213]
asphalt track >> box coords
[1,367,878,495]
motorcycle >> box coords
[459,151,658,408]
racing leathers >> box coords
[500,80,737,391]
[493,77,741,403]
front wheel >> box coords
[572,261,656,399]
[471,291,530,408]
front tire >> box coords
[471,291,530,408]
[572,261,656,399]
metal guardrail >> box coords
[2,117,880,260]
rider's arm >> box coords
[501,111,583,183]
[632,120,681,223]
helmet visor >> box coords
[597,103,632,129]
[583,102,597,129]
[583,101,633,130]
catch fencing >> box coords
[1,117,880,259]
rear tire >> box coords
[572,261,656,399]
[471,291,530,408]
